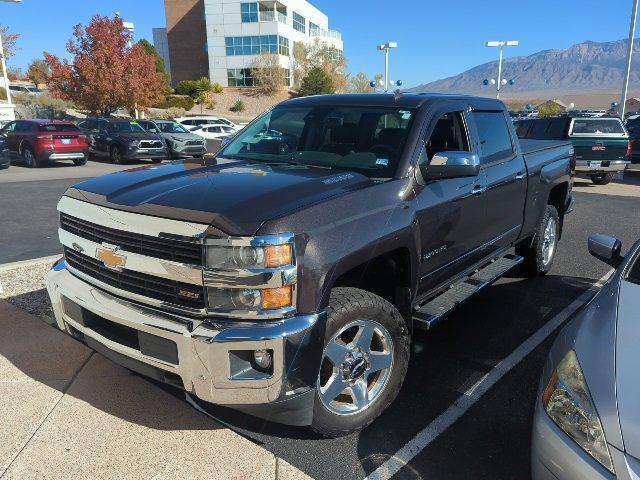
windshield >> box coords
[111,121,145,133]
[219,105,416,178]
[571,119,625,135]
[158,122,189,133]
[38,124,80,132]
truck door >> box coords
[470,109,527,253]
[415,107,489,295]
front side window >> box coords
[472,111,514,164]
[293,12,305,33]
[240,2,258,22]
[220,105,416,179]
[628,251,640,285]
[1,121,16,132]
[423,111,470,163]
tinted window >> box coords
[38,124,80,132]
[1,121,16,132]
[424,111,470,162]
[15,121,33,132]
[472,111,514,163]
[628,252,640,285]
[571,119,625,135]
[111,121,145,133]
[514,119,533,138]
[221,105,417,178]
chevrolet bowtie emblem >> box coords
[96,247,126,270]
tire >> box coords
[589,172,614,185]
[110,144,124,164]
[311,287,410,438]
[73,157,87,166]
[21,144,39,168]
[516,205,560,277]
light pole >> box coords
[377,42,397,92]
[486,40,519,99]
[621,0,638,119]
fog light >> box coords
[253,349,272,369]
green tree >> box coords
[137,39,169,84]
[537,102,564,118]
[292,39,347,91]
[297,66,335,97]
[251,53,286,95]
[348,72,374,93]
[27,59,50,86]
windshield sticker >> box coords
[400,110,412,120]
[323,173,355,185]
[376,158,389,166]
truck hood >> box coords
[614,280,640,459]
[66,158,373,235]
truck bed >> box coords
[520,138,572,156]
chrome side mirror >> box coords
[420,151,481,180]
[588,234,623,268]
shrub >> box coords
[152,106,186,120]
[297,66,335,97]
[155,95,194,111]
[0,87,6,101]
[13,93,73,120]
[212,82,224,94]
[230,98,245,112]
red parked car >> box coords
[0,119,89,168]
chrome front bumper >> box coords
[46,262,324,416]
[575,160,629,172]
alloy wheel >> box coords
[541,216,557,266]
[317,320,394,416]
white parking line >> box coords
[365,269,614,480]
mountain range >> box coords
[407,38,640,99]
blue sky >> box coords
[0,0,636,88]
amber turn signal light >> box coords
[261,286,293,310]
[264,244,293,267]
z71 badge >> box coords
[423,245,447,261]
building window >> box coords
[293,12,305,33]
[241,2,258,22]
[309,22,321,36]
[228,68,255,87]
[225,35,278,56]
[227,68,291,87]
[278,36,289,56]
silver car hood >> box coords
[159,132,203,141]
[615,279,640,459]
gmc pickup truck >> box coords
[516,116,629,185]
[46,94,574,437]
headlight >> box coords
[543,350,615,474]
[170,135,184,143]
[204,235,296,317]
[205,244,292,269]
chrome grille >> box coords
[60,213,203,265]
[64,247,205,309]
[186,140,204,146]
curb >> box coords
[0,255,61,272]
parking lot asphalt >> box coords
[1,160,639,479]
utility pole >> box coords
[377,42,397,92]
[621,0,639,119]
[486,40,519,99]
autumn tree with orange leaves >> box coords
[44,15,166,116]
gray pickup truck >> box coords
[46,93,574,437]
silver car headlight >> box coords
[170,135,184,143]
[203,234,296,317]
[543,350,615,474]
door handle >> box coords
[515,172,526,181]
[472,185,486,196]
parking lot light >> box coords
[485,40,519,99]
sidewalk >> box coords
[0,291,310,479]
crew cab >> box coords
[0,119,89,167]
[516,116,629,184]
[46,94,574,437]
[77,118,167,164]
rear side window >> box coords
[38,124,80,132]
[571,119,625,135]
[524,118,569,139]
[514,120,533,138]
[472,111,514,163]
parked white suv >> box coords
[174,116,244,132]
